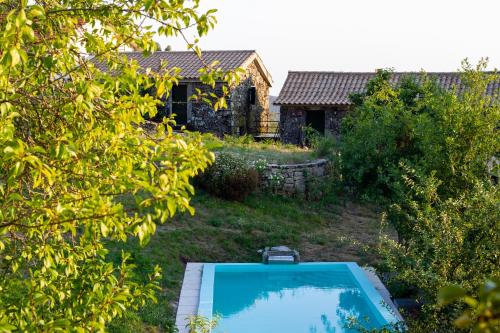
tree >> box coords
[340,69,431,203]
[379,177,499,332]
[339,61,499,332]
[340,62,499,233]
[0,0,239,331]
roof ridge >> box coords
[101,50,272,85]
[287,70,496,74]
[120,50,256,54]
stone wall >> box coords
[189,82,234,135]
[231,61,271,135]
[260,159,328,195]
[279,106,306,144]
[182,59,270,136]
[325,107,349,137]
[280,105,350,144]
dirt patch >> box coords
[299,201,396,265]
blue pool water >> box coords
[198,263,398,333]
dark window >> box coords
[306,110,325,134]
[172,84,188,125]
[249,86,256,105]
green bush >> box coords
[380,176,499,332]
[303,126,338,159]
[314,135,337,159]
[340,64,499,203]
[198,152,259,201]
[340,61,500,332]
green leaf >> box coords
[100,223,109,237]
[166,199,176,217]
[9,48,20,67]
[22,26,35,41]
[29,5,45,18]
[157,81,165,97]
[15,10,27,28]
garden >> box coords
[106,192,391,332]
[107,65,499,332]
[1,1,498,333]
[106,133,356,331]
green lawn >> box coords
[202,134,316,164]
[106,191,393,332]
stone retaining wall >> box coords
[260,159,328,195]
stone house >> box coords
[112,50,273,136]
[275,71,500,144]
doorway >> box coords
[172,84,188,125]
[306,110,325,134]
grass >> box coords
[106,191,394,332]
[202,134,316,164]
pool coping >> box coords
[175,262,403,333]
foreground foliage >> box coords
[340,62,499,332]
[0,0,243,330]
[439,279,500,333]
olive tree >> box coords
[0,0,239,331]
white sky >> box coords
[158,0,500,95]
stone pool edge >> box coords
[175,263,404,333]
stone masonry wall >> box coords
[189,82,233,135]
[279,106,306,144]
[325,107,349,137]
[231,60,270,135]
[280,105,350,144]
[183,59,270,136]
[260,159,328,195]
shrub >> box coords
[303,125,321,148]
[341,61,499,332]
[198,153,259,201]
[252,158,269,174]
[304,126,338,159]
[223,134,255,145]
[313,135,337,159]
[339,64,499,204]
[305,163,341,202]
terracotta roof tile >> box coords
[93,50,266,81]
[275,71,499,105]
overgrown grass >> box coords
[106,191,393,332]
[202,134,315,164]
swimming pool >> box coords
[197,263,399,333]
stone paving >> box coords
[175,263,204,333]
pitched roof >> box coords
[274,71,499,105]
[93,50,272,86]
